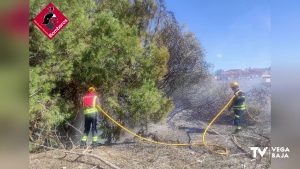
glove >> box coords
[234,91,240,97]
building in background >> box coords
[215,67,271,83]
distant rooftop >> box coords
[215,67,271,81]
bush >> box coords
[245,84,271,122]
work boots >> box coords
[233,126,242,134]
[80,141,101,148]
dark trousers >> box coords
[233,109,244,127]
[83,113,98,140]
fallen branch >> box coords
[256,133,271,141]
[239,134,263,141]
[66,151,121,169]
[33,144,121,169]
[90,165,99,169]
[181,156,206,169]
[229,152,248,157]
[231,135,253,159]
[66,122,83,135]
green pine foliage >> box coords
[73,11,173,140]
[29,0,96,147]
[29,0,174,146]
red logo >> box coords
[32,3,69,40]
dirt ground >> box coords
[29,109,271,169]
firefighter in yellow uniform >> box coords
[80,87,101,147]
[228,82,246,134]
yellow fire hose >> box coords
[96,94,237,155]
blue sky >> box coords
[165,0,271,71]
[271,0,300,69]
